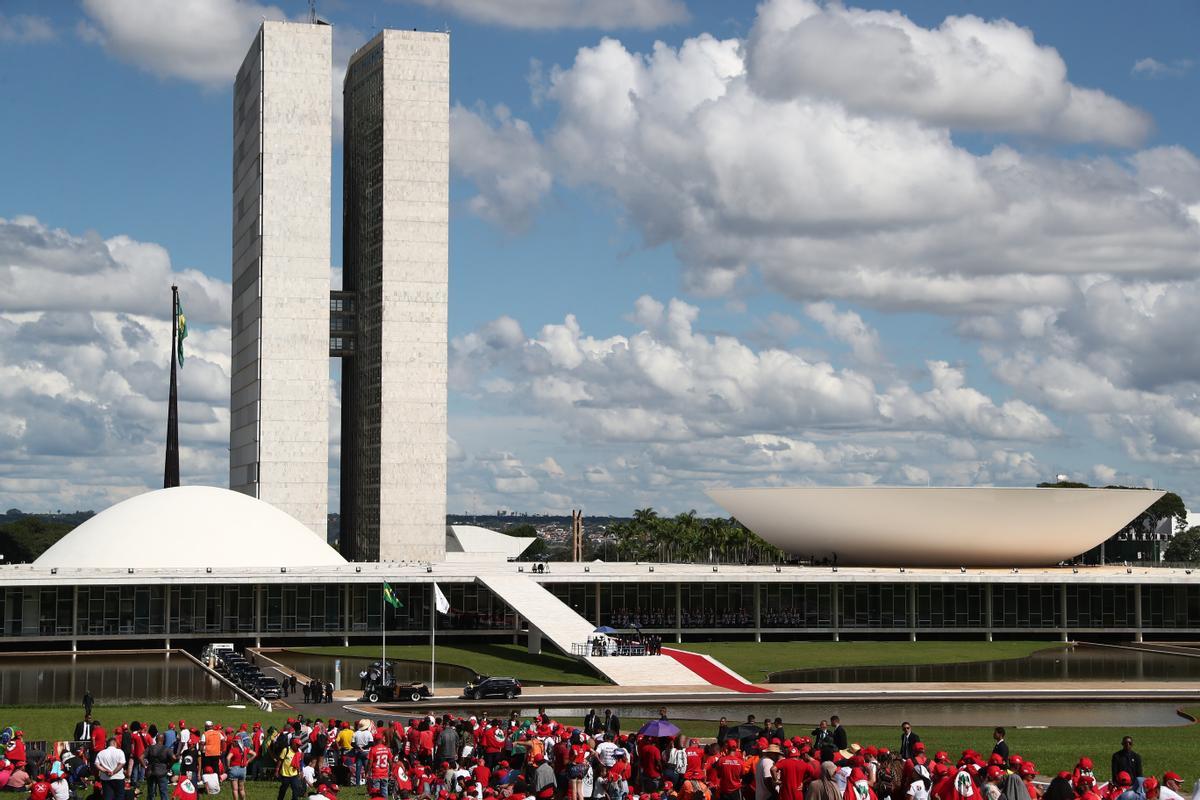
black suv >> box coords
[462,676,521,700]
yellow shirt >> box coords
[280,748,299,778]
[336,729,354,751]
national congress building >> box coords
[229,20,449,563]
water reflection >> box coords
[271,653,476,687]
[0,653,238,706]
[768,646,1200,684]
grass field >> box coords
[4,703,1198,786]
[672,641,1064,681]
[289,643,606,686]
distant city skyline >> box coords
[0,0,1198,518]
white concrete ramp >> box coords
[477,574,709,687]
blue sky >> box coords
[1,0,1198,518]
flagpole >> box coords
[381,580,386,682]
[430,582,436,692]
[163,284,180,488]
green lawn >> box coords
[0,704,292,745]
[673,640,1063,681]
[289,643,607,686]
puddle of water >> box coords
[768,645,1200,684]
[270,652,476,688]
[0,653,238,705]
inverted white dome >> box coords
[34,486,347,569]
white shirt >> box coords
[908,783,930,800]
[595,742,618,768]
[95,746,126,781]
[353,730,373,750]
[51,779,69,800]
[1161,788,1185,800]
[302,765,317,787]
[202,774,221,795]
[755,757,776,800]
[179,730,191,746]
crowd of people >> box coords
[0,708,1191,800]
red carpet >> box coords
[661,647,771,693]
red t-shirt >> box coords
[553,741,570,773]
[717,755,745,795]
[368,744,391,779]
[685,747,704,780]
[640,744,662,779]
[776,759,807,800]
[227,744,248,768]
[609,761,631,782]
[474,764,491,788]
[571,745,589,766]
[30,780,51,800]
[92,727,107,752]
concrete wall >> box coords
[230,21,331,537]
[378,30,449,563]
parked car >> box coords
[363,681,432,704]
[462,676,521,700]
[254,677,282,699]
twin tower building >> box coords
[229,20,449,563]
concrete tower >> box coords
[340,30,449,562]
[229,21,332,536]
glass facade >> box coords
[4,579,1198,642]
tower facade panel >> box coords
[342,30,449,562]
[230,21,331,537]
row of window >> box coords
[2,582,1197,637]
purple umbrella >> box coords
[638,720,681,738]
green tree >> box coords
[1164,526,1200,562]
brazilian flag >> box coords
[176,295,188,367]
[382,581,402,609]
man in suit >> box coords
[605,709,621,737]
[1111,736,1142,783]
[992,728,1009,763]
[584,710,600,736]
[73,714,95,743]
[899,722,921,760]
[82,690,94,717]
[830,716,848,751]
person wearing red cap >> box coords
[775,746,806,800]
[1142,777,1160,800]
[366,733,391,798]
[1073,758,1095,790]
[1018,763,1039,800]
[641,737,664,792]
[1076,775,1101,800]
[1160,773,1186,800]
[716,740,744,800]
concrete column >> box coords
[71,585,79,653]
[984,584,994,643]
[1059,583,1069,642]
[1134,586,1144,643]
[164,584,173,649]
[513,613,521,645]
[595,583,602,626]
[831,584,840,642]
[907,583,916,642]
[754,582,762,643]
[343,583,351,637]
[255,584,264,640]
[675,584,682,643]
[528,625,542,655]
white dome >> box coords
[34,486,347,569]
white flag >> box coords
[434,583,450,614]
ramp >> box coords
[477,574,754,688]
